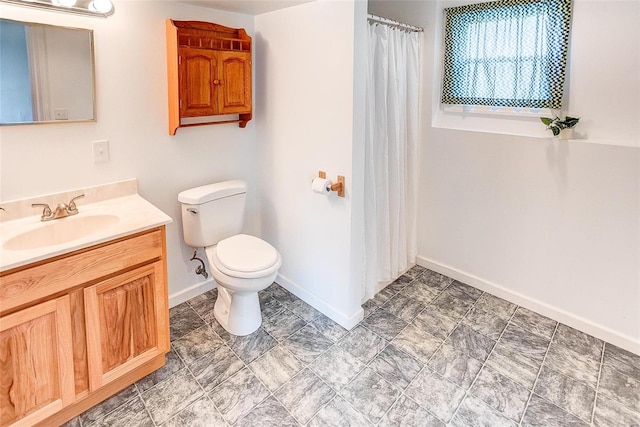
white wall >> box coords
[255,0,365,328]
[0,1,258,304]
[369,0,640,352]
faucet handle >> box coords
[68,194,85,213]
[32,203,52,220]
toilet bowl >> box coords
[178,180,282,336]
[206,234,281,335]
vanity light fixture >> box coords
[0,0,114,17]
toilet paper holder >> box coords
[318,171,345,197]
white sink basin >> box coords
[3,214,120,251]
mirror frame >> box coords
[0,18,97,126]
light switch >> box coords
[93,140,110,163]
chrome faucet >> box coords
[32,194,85,221]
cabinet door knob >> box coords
[213,79,220,85]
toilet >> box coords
[178,180,282,336]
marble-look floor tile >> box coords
[602,343,640,382]
[534,366,595,422]
[428,343,483,389]
[163,396,226,427]
[136,348,185,392]
[188,290,217,323]
[382,293,426,322]
[79,384,138,426]
[264,283,299,307]
[379,395,445,427]
[416,269,453,291]
[259,292,285,319]
[474,294,516,320]
[431,292,473,321]
[84,396,153,427]
[391,322,441,364]
[61,417,81,427]
[450,395,517,427]
[311,314,348,342]
[282,323,334,364]
[262,308,307,341]
[401,281,441,304]
[405,368,466,423]
[339,325,388,363]
[446,281,483,304]
[369,344,422,390]
[340,367,400,424]
[521,394,589,427]
[140,368,203,425]
[593,394,640,427]
[310,345,365,390]
[413,307,459,340]
[544,343,600,388]
[249,345,303,391]
[189,344,244,392]
[362,299,379,318]
[209,318,233,343]
[228,327,278,364]
[498,324,549,363]
[169,302,206,341]
[387,274,413,292]
[288,298,323,321]
[172,325,223,365]
[373,285,400,305]
[446,323,496,362]
[308,395,373,427]
[403,265,426,280]
[462,306,508,340]
[275,369,336,424]
[510,307,557,340]
[236,395,299,427]
[598,363,640,413]
[361,308,408,340]
[470,366,530,421]
[553,324,603,362]
[208,367,270,424]
[485,344,541,390]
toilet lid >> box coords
[216,234,279,273]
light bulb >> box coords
[52,0,77,7]
[89,0,113,13]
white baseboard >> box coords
[276,273,364,330]
[169,278,217,308]
[416,255,640,355]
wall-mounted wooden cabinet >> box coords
[0,227,169,427]
[166,20,252,135]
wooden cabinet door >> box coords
[84,262,169,391]
[179,47,218,117]
[0,296,74,427]
[217,51,252,114]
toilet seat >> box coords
[207,234,281,279]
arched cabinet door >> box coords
[218,51,252,115]
[179,47,218,118]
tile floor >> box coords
[65,267,640,426]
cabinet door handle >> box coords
[213,79,223,85]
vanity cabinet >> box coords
[167,20,252,135]
[0,227,169,427]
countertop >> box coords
[0,194,173,272]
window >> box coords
[441,0,573,109]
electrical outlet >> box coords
[93,140,110,163]
[54,109,68,120]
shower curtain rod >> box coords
[367,13,423,33]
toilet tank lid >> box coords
[178,180,247,204]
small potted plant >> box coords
[540,115,580,139]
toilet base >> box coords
[214,286,262,336]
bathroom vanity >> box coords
[0,181,172,426]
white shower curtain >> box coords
[364,22,420,300]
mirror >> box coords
[0,19,95,125]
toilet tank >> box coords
[178,180,247,248]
